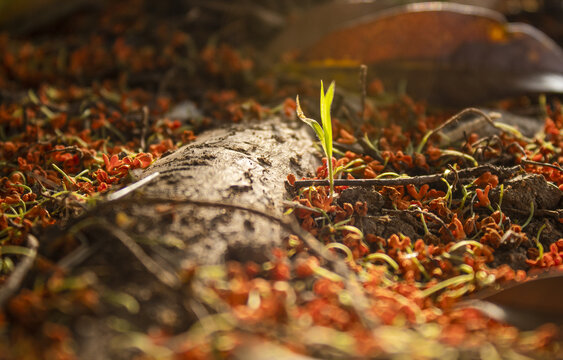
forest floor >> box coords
[0,1,562,359]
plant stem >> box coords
[328,156,334,198]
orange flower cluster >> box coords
[0,80,196,249]
[527,239,563,269]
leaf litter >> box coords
[0,1,562,359]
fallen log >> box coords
[35,118,318,359]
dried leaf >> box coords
[462,269,563,329]
[0,0,94,33]
[276,2,563,105]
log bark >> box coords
[138,117,318,264]
[39,118,318,359]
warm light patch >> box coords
[488,24,508,42]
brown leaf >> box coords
[461,269,563,329]
[0,0,94,34]
[276,2,563,106]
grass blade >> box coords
[296,95,326,154]
[320,80,335,197]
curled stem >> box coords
[421,266,474,297]
[521,201,535,229]
[533,223,547,261]
[326,242,354,263]
[363,253,399,272]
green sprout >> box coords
[296,80,336,198]
[521,201,534,229]
[533,222,547,261]
[326,242,355,263]
[363,252,400,272]
[420,264,474,298]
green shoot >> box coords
[0,245,36,257]
[521,201,534,229]
[458,184,472,211]
[363,253,400,272]
[496,184,505,229]
[334,158,365,178]
[326,242,354,263]
[416,130,433,154]
[421,265,474,297]
[296,80,336,198]
[363,133,380,157]
[533,223,547,261]
[407,204,429,235]
[52,163,76,186]
[376,172,401,179]
[439,149,478,167]
[313,266,344,282]
[441,178,453,208]
[448,240,483,254]
[334,225,364,240]
[419,212,429,235]
[406,246,430,281]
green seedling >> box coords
[296,80,336,198]
[533,222,547,261]
[326,242,354,263]
[421,264,474,297]
[363,252,400,272]
[521,201,534,229]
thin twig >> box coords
[501,207,562,219]
[447,164,459,193]
[101,221,181,289]
[503,143,563,173]
[436,108,498,137]
[355,138,383,163]
[0,234,38,309]
[418,108,498,153]
[46,145,84,158]
[106,171,160,201]
[72,196,363,293]
[282,200,324,214]
[521,159,563,173]
[291,165,522,188]
[57,237,99,271]
[505,142,527,158]
[104,196,378,329]
[140,197,346,273]
[73,218,181,289]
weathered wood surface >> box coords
[39,118,318,359]
[138,117,318,263]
